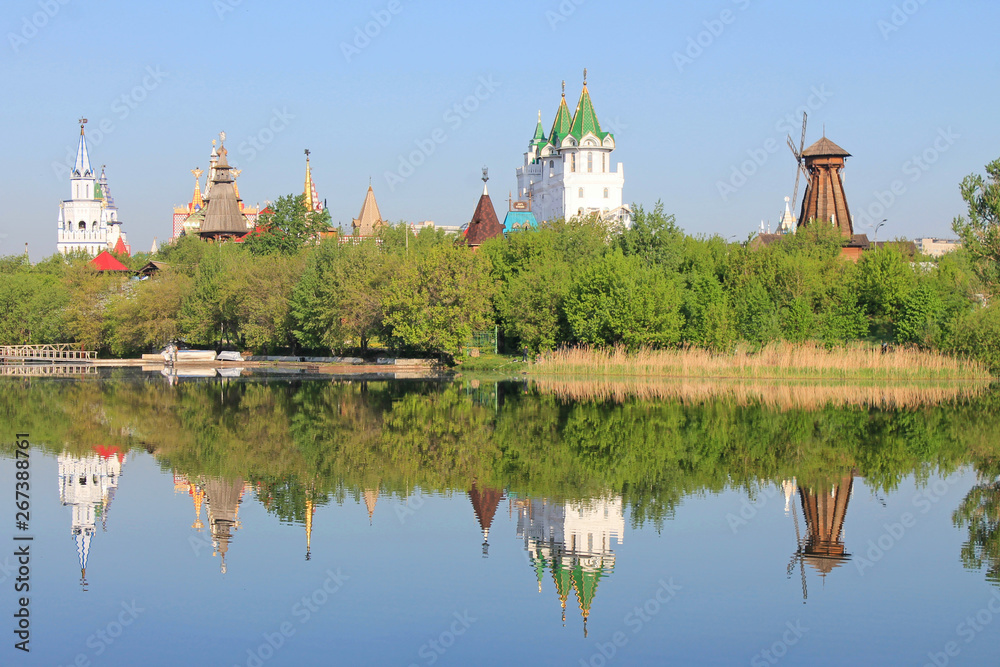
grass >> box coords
[529,342,993,382]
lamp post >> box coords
[873,219,886,245]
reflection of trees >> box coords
[5,377,1000,534]
[953,476,1000,585]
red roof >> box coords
[113,236,129,257]
[461,191,504,247]
[92,445,124,463]
[90,250,130,272]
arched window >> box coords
[78,221,86,231]
[92,221,98,230]
[587,152,593,173]
[570,154,576,172]
[602,153,607,172]
[604,188,609,199]
[578,188,584,198]
[549,160,554,169]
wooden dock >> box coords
[0,344,96,363]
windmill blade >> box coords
[787,135,802,162]
[792,165,802,214]
[798,111,808,156]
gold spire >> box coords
[190,168,204,210]
[305,497,314,560]
[192,485,205,531]
[304,149,316,212]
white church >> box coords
[57,120,130,255]
[515,71,630,227]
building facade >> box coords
[515,72,629,227]
[57,121,130,255]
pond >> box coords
[1,370,999,666]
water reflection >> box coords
[785,476,854,601]
[954,475,1000,585]
[514,495,625,636]
[58,447,127,591]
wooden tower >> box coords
[798,137,853,237]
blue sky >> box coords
[2,0,998,260]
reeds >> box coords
[531,377,989,410]
[531,342,993,382]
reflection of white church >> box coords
[58,447,126,590]
[515,495,625,636]
[515,71,630,227]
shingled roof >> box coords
[200,146,248,238]
[461,186,504,247]
[802,136,851,157]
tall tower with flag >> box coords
[515,71,629,227]
[57,119,130,255]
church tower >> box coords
[516,71,628,227]
[58,119,128,255]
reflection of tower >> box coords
[469,483,504,557]
[202,477,245,574]
[58,447,126,591]
[305,497,314,561]
[364,487,379,525]
[174,474,206,530]
[515,496,624,637]
[788,475,854,600]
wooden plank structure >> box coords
[0,364,97,377]
[0,344,96,363]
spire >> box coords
[74,118,93,178]
[482,166,489,196]
[305,497,314,560]
[192,485,205,531]
[531,110,546,146]
[569,70,607,141]
[304,150,323,212]
[364,488,379,524]
[547,82,573,147]
[190,168,204,210]
[352,184,385,236]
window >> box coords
[78,221,86,231]
[602,153,607,173]
[604,188,609,199]
[587,152,593,173]
[92,221,98,230]
[578,188,584,198]
[570,154,576,172]
[549,160,554,169]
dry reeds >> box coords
[531,377,989,410]
[532,342,993,382]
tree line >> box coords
[2,159,1000,367]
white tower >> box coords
[57,119,128,255]
[515,71,629,227]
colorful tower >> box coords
[515,71,629,227]
[304,150,323,213]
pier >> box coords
[0,344,97,363]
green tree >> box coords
[613,201,684,270]
[953,158,1000,291]
[106,271,191,355]
[244,194,332,256]
[382,245,497,355]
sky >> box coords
[2,0,998,261]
